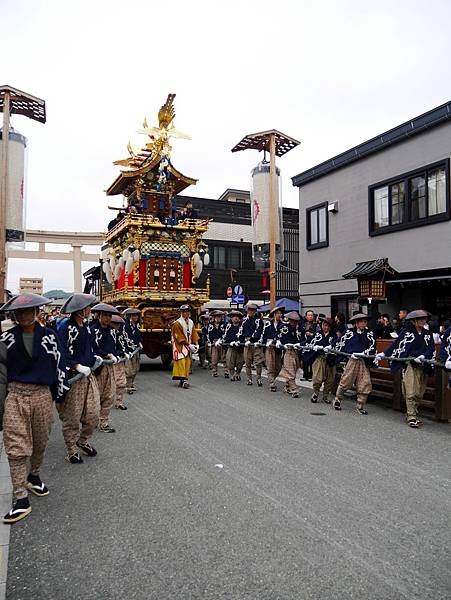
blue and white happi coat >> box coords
[124,320,142,348]
[238,315,264,344]
[90,319,116,358]
[0,324,69,402]
[331,328,375,366]
[385,326,435,374]
[439,326,451,366]
[439,325,451,383]
[303,330,337,366]
[221,323,242,345]
[57,318,96,371]
[207,322,226,344]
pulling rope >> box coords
[67,347,141,386]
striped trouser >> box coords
[312,356,336,395]
[226,347,244,376]
[243,345,265,379]
[336,358,371,404]
[95,364,116,425]
[57,374,100,454]
[402,364,427,420]
[211,345,228,374]
[280,349,300,391]
[125,353,140,387]
[113,362,127,406]
[3,383,54,499]
[265,347,283,385]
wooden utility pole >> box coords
[268,132,277,309]
[231,129,300,310]
[0,91,10,302]
[0,85,46,302]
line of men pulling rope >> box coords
[0,293,142,524]
[171,303,451,425]
[1,295,450,525]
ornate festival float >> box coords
[97,94,210,365]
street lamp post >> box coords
[231,129,300,309]
[0,85,46,301]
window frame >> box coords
[211,244,245,269]
[368,159,450,236]
[306,201,329,250]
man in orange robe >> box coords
[171,305,199,389]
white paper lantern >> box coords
[194,261,203,278]
[104,263,113,284]
[203,253,210,266]
[133,249,140,262]
[125,257,134,274]
[122,249,130,260]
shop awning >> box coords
[343,258,397,279]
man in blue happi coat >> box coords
[0,294,69,524]
[376,310,435,428]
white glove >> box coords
[189,344,198,352]
[139,343,143,350]
[445,359,451,370]
[414,355,425,364]
[125,352,131,359]
[108,354,118,363]
[245,340,252,347]
[294,343,302,350]
[266,340,273,347]
[285,343,293,349]
[375,352,385,360]
[215,339,222,347]
[275,340,283,349]
[75,364,91,377]
[312,345,322,352]
[94,355,103,365]
[230,341,239,347]
[351,353,360,360]
[323,345,332,353]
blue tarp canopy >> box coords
[258,297,300,313]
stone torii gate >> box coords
[8,229,103,293]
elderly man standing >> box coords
[122,307,142,394]
[0,294,68,524]
[239,303,264,387]
[57,293,100,464]
[171,305,199,389]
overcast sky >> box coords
[2,0,451,292]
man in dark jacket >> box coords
[57,293,99,463]
[0,294,68,524]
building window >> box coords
[213,246,226,269]
[228,247,242,269]
[428,167,446,216]
[307,202,328,250]
[212,245,244,269]
[369,161,450,235]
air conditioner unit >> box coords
[328,202,339,213]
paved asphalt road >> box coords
[5,361,451,600]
